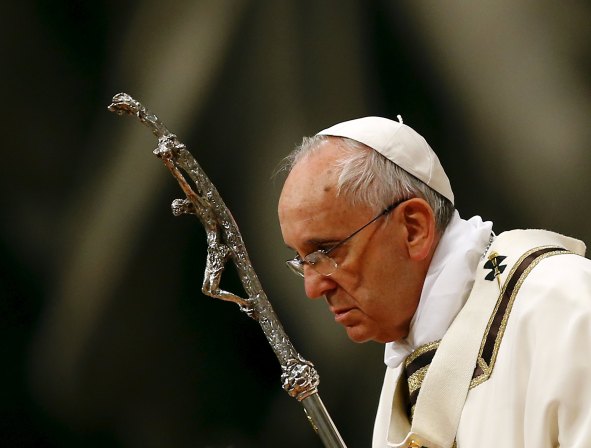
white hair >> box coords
[282,134,455,231]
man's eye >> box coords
[315,246,334,255]
[323,244,344,257]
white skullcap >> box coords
[317,116,454,204]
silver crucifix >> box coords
[108,93,346,448]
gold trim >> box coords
[488,251,503,289]
[407,365,429,395]
[405,340,440,366]
[470,247,571,389]
[404,340,440,421]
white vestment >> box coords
[373,229,591,447]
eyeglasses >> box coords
[285,198,410,278]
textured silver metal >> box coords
[108,93,346,447]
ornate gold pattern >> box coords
[404,341,440,421]
[407,365,429,395]
[405,340,440,366]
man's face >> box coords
[278,140,423,343]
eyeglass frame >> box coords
[285,197,411,278]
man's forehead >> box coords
[293,142,341,176]
[278,166,347,232]
[279,159,370,227]
[278,179,339,220]
[280,146,341,202]
[279,193,359,250]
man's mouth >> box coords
[332,307,355,323]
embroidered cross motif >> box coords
[484,252,507,284]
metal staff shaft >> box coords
[108,93,346,448]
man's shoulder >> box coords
[515,249,591,315]
[462,229,591,387]
[476,228,588,295]
[485,228,590,313]
[485,230,591,351]
[493,228,590,299]
[495,228,586,257]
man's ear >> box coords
[399,198,437,261]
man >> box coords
[278,116,591,447]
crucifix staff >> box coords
[108,93,346,448]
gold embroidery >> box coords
[404,340,440,421]
[405,340,440,366]
[470,247,571,389]
[407,365,429,395]
[488,251,503,289]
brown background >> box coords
[1,1,590,447]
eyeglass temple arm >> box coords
[326,203,398,256]
[108,93,347,448]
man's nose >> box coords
[303,267,336,299]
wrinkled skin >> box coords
[278,138,439,343]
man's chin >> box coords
[344,326,372,343]
[344,325,398,344]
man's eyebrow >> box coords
[312,238,338,245]
[284,238,339,252]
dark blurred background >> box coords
[1,1,590,447]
